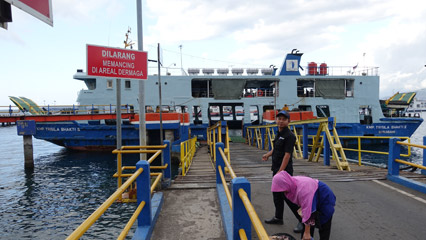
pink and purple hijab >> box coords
[271,171,318,223]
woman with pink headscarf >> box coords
[271,171,336,240]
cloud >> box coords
[53,0,123,22]
[144,0,426,98]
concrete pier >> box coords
[23,135,34,169]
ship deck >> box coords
[152,142,426,239]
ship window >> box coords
[236,106,244,120]
[156,105,170,113]
[345,79,354,97]
[175,105,188,113]
[316,105,330,117]
[146,105,154,113]
[250,105,259,124]
[243,80,277,98]
[192,105,202,124]
[315,79,345,98]
[192,80,213,98]
[298,105,312,111]
[359,105,373,124]
[222,105,234,121]
[107,80,113,89]
[125,80,131,89]
[84,79,96,90]
[297,80,314,97]
[209,105,221,121]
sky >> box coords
[1,0,426,107]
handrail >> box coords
[113,143,171,202]
[121,144,167,150]
[238,188,270,240]
[388,138,426,194]
[340,136,411,165]
[1,104,135,116]
[151,173,163,193]
[117,201,146,240]
[207,121,230,163]
[219,147,237,179]
[247,120,414,166]
[245,122,307,156]
[218,165,232,209]
[395,159,426,170]
[215,143,269,239]
[238,229,248,240]
[180,136,198,176]
[396,141,426,149]
[67,168,143,240]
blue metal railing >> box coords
[388,137,426,194]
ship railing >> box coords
[0,104,135,116]
[388,138,426,193]
[0,105,27,116]
[300,66,379,76]
[180,136,198,176]
[214,142,269,240]
[207,121,230,163]
[67,141,171,240]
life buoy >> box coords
[258,89,264,97]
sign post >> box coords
[4,0,53,27]
[86,44,147,150]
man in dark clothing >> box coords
[261,110,303,233]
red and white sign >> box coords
[5,0,53,26]
[87,44,148,80]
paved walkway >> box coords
[152,142,426,240]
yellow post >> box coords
[213,128,216,162]
[117,152,122,202]
[180,141,185,176]
[358,137,362,166]
[218,122,222,143]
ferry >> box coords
[407,97,426,113]
[31,49,423,150]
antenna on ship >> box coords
[124,27,135,49]
[179,44,187,75]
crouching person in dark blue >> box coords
[271,171,336,240]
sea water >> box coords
[1,115,425,239]
[0,126,139,239]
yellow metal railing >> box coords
[180,136,198,176]
[112,144,167,202]
[207,121,230,163]
[68,145,167,240]
[216,147,269,240]
[245,118,329,158]
[395,141,426,171]
[245,118,414,169]
[67,168,144,240]
[340,136,411,166]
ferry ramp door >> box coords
[208,103,244,137]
